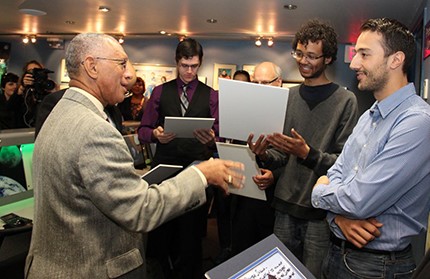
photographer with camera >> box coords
[18,60,58,127]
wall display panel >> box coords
[213,63,237,90]
[133,64,176,98]
[242,64,255,80]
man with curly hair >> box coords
[248,19,358,278]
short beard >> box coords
[358,69,388,92]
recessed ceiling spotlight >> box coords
[22,36,29,44]
[118,36,124,44]
[18,0,48,16]
[207,19,217,24]
[267,38,274,47]
[19,8,47,16]
[98,6,110,12]
[65,20,75,25]
[159,30,166,35]
[30,36,37,43]
[283,4,297,10]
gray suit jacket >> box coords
[25,88,206,278]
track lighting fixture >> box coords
[255,38,262,47]
[22,35,37,44]
[255,37,275,47]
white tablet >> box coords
[164,117,215,138]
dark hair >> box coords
[233,70,251,82]
[292,19,338,64]
[22,60,43,74]
[1,72,19,88]
[175,38,203,64]
[135,77,146,92]
[360,18,415,73]
[21,60,43,86]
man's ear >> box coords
[81,57,98,79]
[324,56,332,65]
[389,51,405,71]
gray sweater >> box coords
[264,84,358,220]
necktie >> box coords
[180,84,189,116]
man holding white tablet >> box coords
[138,38,218,279]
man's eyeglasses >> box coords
[252,76,279,85]
[291,50,324,61]
[94,57,128,69]
[179,63,199,70]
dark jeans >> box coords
[273,211,330,278]
[322,242,416,279]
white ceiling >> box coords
[0,0,426,43]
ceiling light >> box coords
[284,4,297,10]
[98,6,110,12]
[118,36,124,44]
[22,36,29,44]
[30,36,37,43]
[65,20,75,25]
[207,19,217,24]
[255,38,262,47]
[159,30,166,35]
[267,38,274,47]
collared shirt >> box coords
[69,87,108,119]
[138,78,219,143]
[312,83,430,251]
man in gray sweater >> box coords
[248,19,358,278]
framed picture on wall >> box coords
[133,63,177,98]
[60,59,70,83]
[242,64,256,80]
[213,63,237,90]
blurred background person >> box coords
[18,60,58,127]
[18,60,43,95]
[118,76,147,121]
[232,69,251,82]
[0,72,26,129]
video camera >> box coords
[26,68,56,101]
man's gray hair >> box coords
[65,33,116,78]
